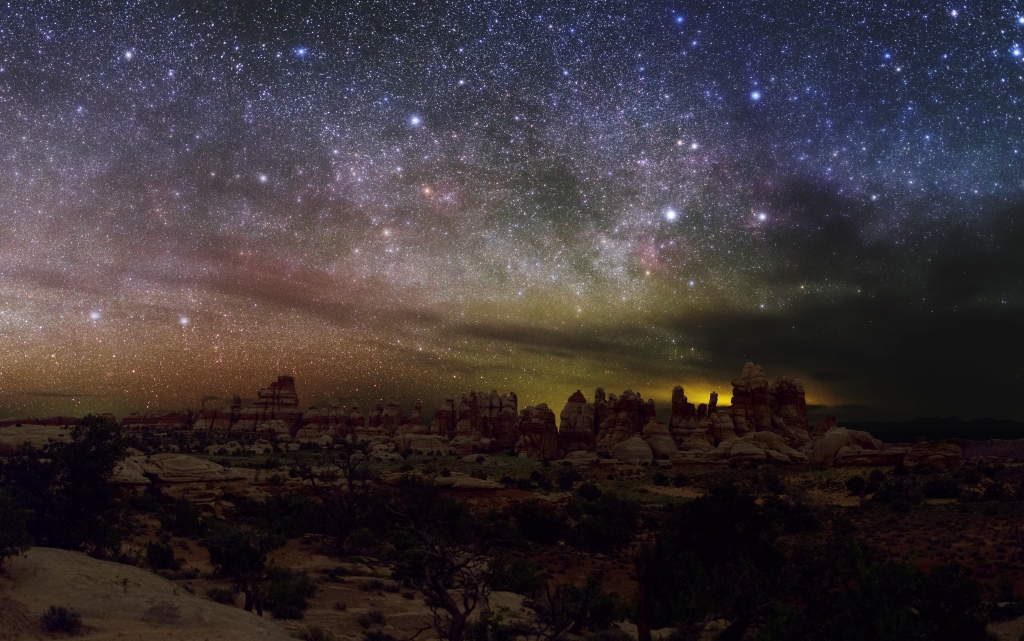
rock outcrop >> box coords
[121,411,193,432]
[517,404,558,459]
[558,390,596,456]
[642,419,677,459]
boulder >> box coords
[642,419,678,459]
[610,435,654,463]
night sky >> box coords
[1,1,1022,422]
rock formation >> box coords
[641,419,677,459]
[233,375,303,434]
[516,404,558,459]
[558,390,596,456]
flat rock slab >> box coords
[3,547,292,640]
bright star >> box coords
[757,212,768,221]
[180,317,189,326]
[410,115,422,126]
[665,208,678,221]
[123,50,133,60]
[89,311,101,321]
[295,47,308,57]
[750,91,762,101]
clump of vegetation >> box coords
[206,587,237,604]
[357,609,386,628]
[40,606,83,635]
[0,488,30,569]
[145,541,181,570]
[556,465,582,490]
[267,568,317,619]
[297,625,333,641]
[672,473,690,488]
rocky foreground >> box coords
[0,363,970,477]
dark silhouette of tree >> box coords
[382,476,507,641]
[203,524,284,615]
[0,488,30,570]
[0,415,126,556]
[286,437,378,550]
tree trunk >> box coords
[635,556,652,641]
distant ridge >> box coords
[844,417,1024,443]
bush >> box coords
[357,609,386,628]
[206,587,237,604]
[513,501,568,545]
[651,471,669,487]
[846,475,867,495]
[556,466,582,490]
[40,606,83,635]
[362,632,398,641]
[0,488,29,568]
[268,568,317,619]
[299,626,334,641]
[146,541,181,570]
[672,473,690,488]
[922,476,961,499]
[529,470,553,490]
[488,554,544,596]
[576,482,602,501]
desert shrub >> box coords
[529,470,553,490]
[513,501,568,545]
[567,493,640,553]
[161,499,206,538]
[499,475,515,486]
[40,605,83,635]
[357,609,386,627]
[2,416,126,556]
[268,568,317,619]
[146,541,181,570]
[362,632,398,641]
[922,476,961,499]
[672,473,691,488]
[206,587,237,604]
[984,481,1007,502]
[846,475,867,495]
[576,482,602,501]
[360,578,387,592]
[961,468,981,485]
[440,467,451,477]
[469,469,488,480]
[556,466,582,490]
[760,469,786,494]
[0,488,30,568]
[652,471,669,487]
[299,626,334,641]
[487,554,544,596]
[872,477,922,508]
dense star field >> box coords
[0,1,1022,420]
